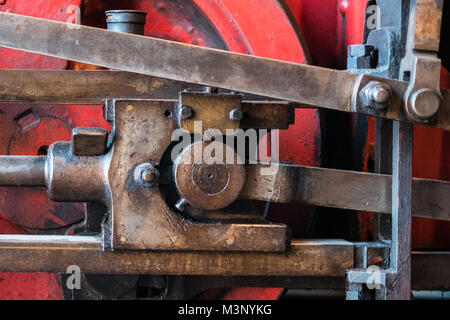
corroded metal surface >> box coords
[0,70,205,104]
[0,70,294,130]
[0,236,352,277]
[0,156,46,186]
[240,101,294,129]
[242,163,450,221]
[0,234,447,290]
[1,13,449,130]
[177,92,242,134]
[173,141,245,211]
[0,12,355,112]
[71,127,108,156]
[109,100,287,251]
[413,0,443,51]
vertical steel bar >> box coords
[374,118,393,241]
[387,121,413,299]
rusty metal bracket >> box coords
[176,92,242,134]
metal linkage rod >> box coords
[0,234,447,291]
[0,70,205,104]
[0,156,46,186]
[0,236,353,276]
[0,155,448,222]
[0,13,355,111]
[1,13,449,130]
[242,163,450,221]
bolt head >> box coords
[179,105,193,120]
[229,108,243,122]
[134,163,159,187]
[409,88,441,121]
[141,169,156,183]
[359,81,391,112]
[370,85,390,104]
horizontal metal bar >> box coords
[0,236,353,276]
[242,164,450,221]
[0,13,358,112]
[1,13,449,129]
[1,158,447,221]
[0,70,205,104]
[0,235,100,249]
[0,234,447,291]
[185,271,449,291]
[1,13,449,130]
[0,156,46,186]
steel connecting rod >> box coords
[0,154,448,221]
[0,12,449,130]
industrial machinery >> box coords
[0,0,449,300]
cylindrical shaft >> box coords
[0,156,46,186]
[105,10,147,35]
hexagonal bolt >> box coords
[229,108,243,122]
[407,88,441,122]
[359,81,392,112]
[179,105,193,120]
[134,162,159,187]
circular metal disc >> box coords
[173,141,245,211]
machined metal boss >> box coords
[173,141,245,211]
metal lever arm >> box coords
[0,13,449,130]
[0,155,448,222]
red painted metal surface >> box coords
[286,0,341,68]
[0,0,319,300]
[0,0,78,69]
[0,0,110,300]
[0,0,84,300]
[5,0,447,300]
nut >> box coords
[359,81,391,112]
